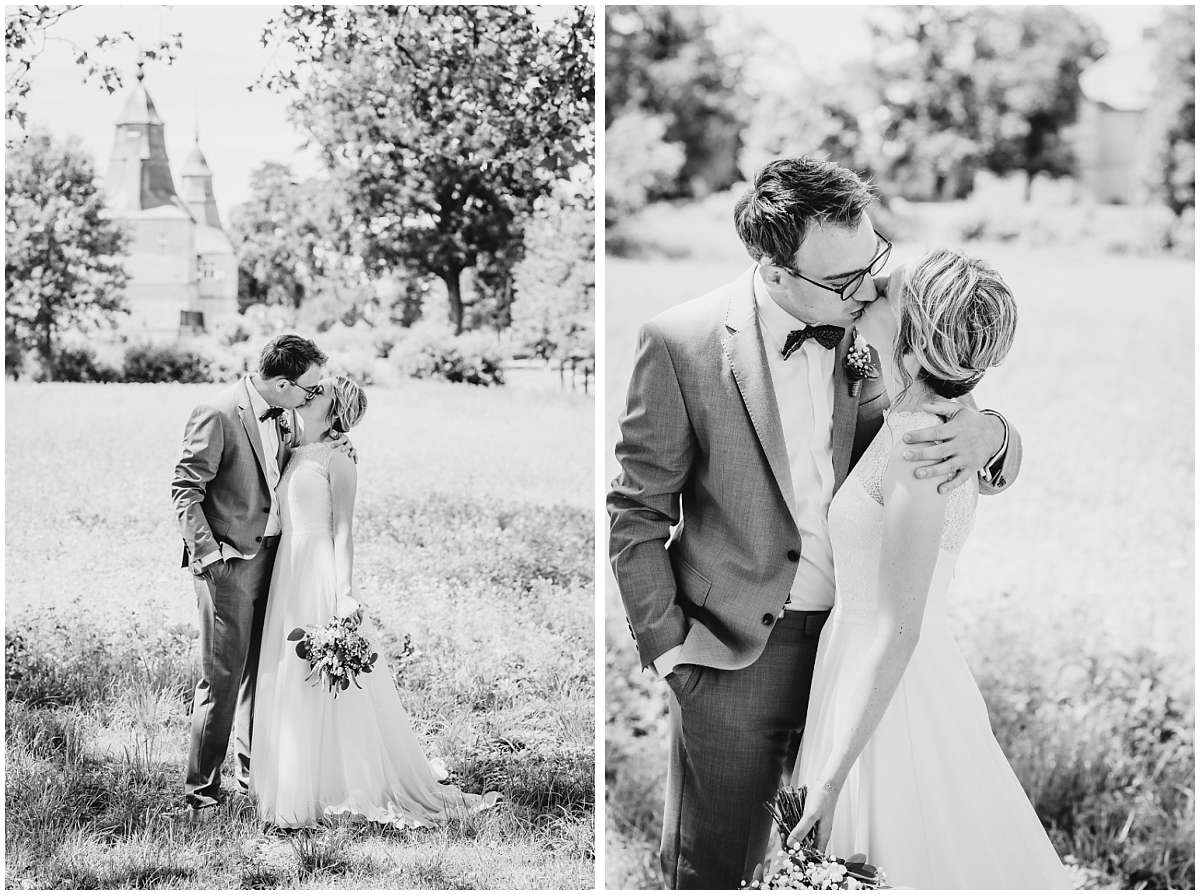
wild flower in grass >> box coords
[288,616,378,697]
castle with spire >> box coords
[103,63,238,336]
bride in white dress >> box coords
[250,375,499,829]
[788,250,1070,888]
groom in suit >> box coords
[172,334,327,813]
[608,157,1023,888]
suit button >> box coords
[255,536,262,543]
[787,549,801,562]
[761,613,774,626]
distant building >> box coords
[103,63,237,337]
[1074,38,1157,205]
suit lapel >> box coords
[237,383,270,483]
[831,329,858,490]
[722,269,800,526]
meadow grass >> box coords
[604,197,1195,889]
[5,380,594,889]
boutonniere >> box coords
[844,329,879,398]
[277,411,292,444]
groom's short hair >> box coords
[258,334,328,380]
[734,157,875,266]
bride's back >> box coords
[828,409,978,624]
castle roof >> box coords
[115,63,164,126]
[105,63,192,217]
[181,141,212,178]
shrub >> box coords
[393,322,506,387]
[122,343,211,383]
[318,321,409,386]
[44,345,122,383]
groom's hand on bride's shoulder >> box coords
[901,400,1007,494]
[325,429,358,464]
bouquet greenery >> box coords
[287,614,378,697]
[743,786,889,890]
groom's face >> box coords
[275,363,324,409]
[762,215,881,328]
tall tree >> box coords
[1145,6,1195,217]
[229,162,355,310]
[262,5,594,334]
[606,6,746,199]
[866,6,1105,201]
[5,130,129,378]
[511,181,594,361]
[973,7,1106,200]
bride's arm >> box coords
[329,451,359,618]
[789,435,949,850]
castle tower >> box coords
[179,127,223,229]
[103,62,189,215]
[102,64,238,338]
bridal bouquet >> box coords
[742,787,888,891]
[287,614,378,697]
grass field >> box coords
[604,197,1195,889]
[5,380,594,889]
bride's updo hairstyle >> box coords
[327,375,368,433]
[894,249,1017,399]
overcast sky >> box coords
[13,5,1164,221]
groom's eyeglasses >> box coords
[290,381,324,401]
[778,230,893,301]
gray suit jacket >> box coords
[608,268,1021,672]
[172,381,293,568]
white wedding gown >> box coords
[250,441,499,828]
[793,411,1070,888]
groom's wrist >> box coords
[979,410,1009,481]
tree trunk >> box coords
[1024,170,1035,203]
[443,269,464,335]
[38,317,54,381]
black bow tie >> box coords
[258,407,285,422]
[782,325,845,358]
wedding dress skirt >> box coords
[793,412,1070,888]
[250,442,499,828]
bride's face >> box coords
[297,377,336,428]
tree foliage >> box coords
[5,130,130,378]
[1145,7,1195,216]
[605,6,746,204]
[228,162,361,311]
[261,5,594,334]
[865,7,1105,201]
[5,6,181,138]
[511,181,594,362]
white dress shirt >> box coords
[753,271,838,613]
[243,376,284,540]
